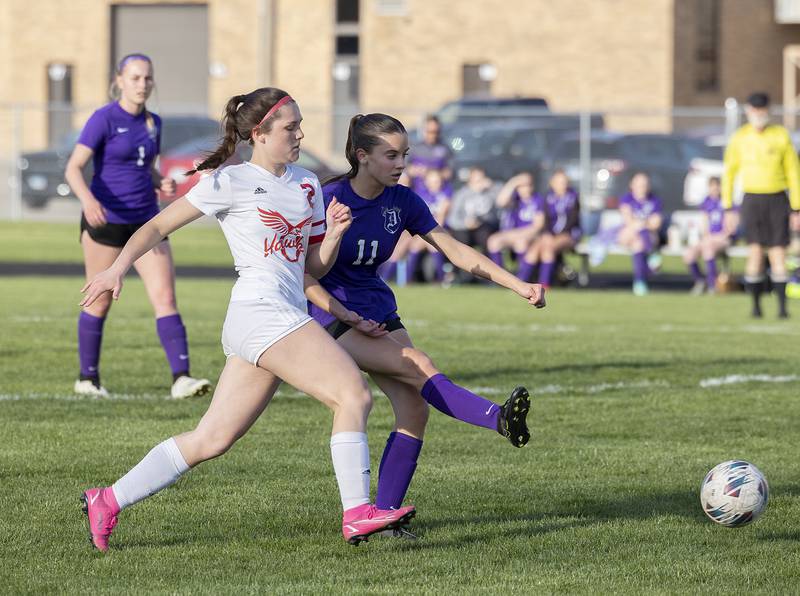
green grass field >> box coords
[2,262,800,593]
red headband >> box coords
[254,95,294,130]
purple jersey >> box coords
[544,189,581,238]
[77,102,162,224]
[501,191,543,230]
[701,195,725,234]
[310,178,438,326]
[414,182,452,215]
[619,192,662,220]
[408,141,453,171]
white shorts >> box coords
[222,298,313,365]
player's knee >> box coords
[188,428,236,461]
[333,376,373,414]
[486,235,501,252]
[402,347,438,382]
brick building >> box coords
[1,0,799,159]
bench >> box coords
[572,210,748,286]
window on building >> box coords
[336,35,359,55]
[337,0,359,23]
[695,0,720,92]
[462,64,494,98]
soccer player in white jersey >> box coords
[78,88,415,551]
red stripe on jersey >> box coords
[309,233,326,245]
[312,220,325,226]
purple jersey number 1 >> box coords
[352,239,379,265]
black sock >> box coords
[773,281,788,317]
[745,280,764,316]
[173,371,190,383]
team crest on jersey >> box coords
[382,206,401,234]
[258,208,312,262]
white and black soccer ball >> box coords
[700,460,768,527]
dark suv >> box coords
[18,115,220,208]
[541,132,713,233]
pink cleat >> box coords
[80,487,119,552]
[342,503,416,545]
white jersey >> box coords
[186,161,326,307]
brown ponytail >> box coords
[324,113,407,185]
[187,87,291,175]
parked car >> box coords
[443,122,576,186]
[159,135,337,200]
[541,132,712,234]
[436,97,550,129]
[18,115,220,208]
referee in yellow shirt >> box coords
[723,92,800,318]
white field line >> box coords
[699,374,800,388]
[659,323,800,336]
[3,374,796,403]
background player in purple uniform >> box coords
[304,114,546,523]
[525,170,581,288]
[486,172,544,281]
[65,54,210,399]
[617,172,663,296]
[683,177,739,294]
[386,168,452,283]
[407,115,453,187]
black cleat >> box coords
[498,387,531,448]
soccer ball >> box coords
[700,460,768,527]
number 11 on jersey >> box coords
[352,239,379,265]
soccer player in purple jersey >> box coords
[302,114,546,532]
[407,115,453,186]
[486,172,544,282]
[78,88,415,551]
[64,54,210,399]
[683,177,739,295]
[616,172,664,296]
[386,168,452,283]
[524,170,581,288]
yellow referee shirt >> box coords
[722,123,800,210]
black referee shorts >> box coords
[325,316,405,340]
[740,191,791,247]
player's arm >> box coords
[151,158,176,199]
[303,274,388,337]
[305,197,351,278]
[422,226,545,308]
[79,197,205,306]
[619,204,642,230]
[495,176,523,208]
[65,143,107,227]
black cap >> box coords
[746,92,770,108]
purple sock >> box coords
[375,432,423,509]
[406,252,422,284]
[705,258,718,288]
[78,311,105,379]
[433,252,446,281]
[488,251,503,267]
[156,314,190,377]
[538,260,555,286]
[420,374,500,431]
[517,259,536,282]
[378,261,397,282]
[632,252,647,282]
[688,261,702,281]
[638,229,653,252]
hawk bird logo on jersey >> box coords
[381,206,401,234]
[258,208,313,262]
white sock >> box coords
[330,432,371,511]
[111,437,190,511]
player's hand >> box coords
[791,211,800,232]
[724,210,739,235]
[79,267,125,307]
[160,177,177,198]
[517,283,546,309]
[341,309,388,337]
[82,198,107,228]
[326,197,352,239]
